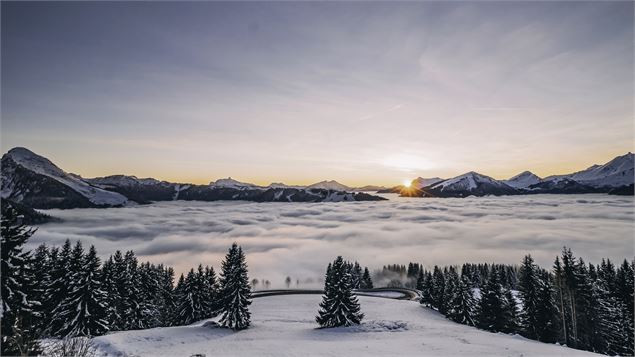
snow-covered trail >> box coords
[92,295,598,356]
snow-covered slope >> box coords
[546,152,634,188]
[92,295,597,357]
[1,147,127,207]
[504,171,542,189]
[425,172,518,197]
[411,177,444,189]
[306,180,352,191]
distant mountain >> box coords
[210,177,261,189]
[306,180,352,191]
[1,147,128,208]
[377,185,405,194]
[87,175,186,204]
[545,152,634,188]
[1,147,385,209]
[267,182,305,189]
[353,185,388,192]
[411,177,444,189]
[412,172,518,197]
[504,171,542,189]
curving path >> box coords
[251,287,419,301]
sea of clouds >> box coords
[32,194,633,288]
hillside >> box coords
[92,295,597,356]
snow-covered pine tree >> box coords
[203,265,219,316]
[175,269,200,325]
[442,267,459,314]
[447,275,476,326]
[45,240,73,336]
[419,271,434,307]
[137,262,162,328]
[477,270,507,332]
[158,265,176,326]
[615,259,634,356]
[219,243,252,330]
[55,245,109,337]
[361,267,373,289]
[415,269,424,291]
[533,271,560,343]
[591,269,623,355]
[49,240,87,337]
[518,254,540,339]
[351,262,363,289]
[430,266,445,311]
[1,207,41,356]
[31,244,50,335]
[122,250,148,330]
[170,274,186,325]
[316,256,364,328]
[502,289,519,334]
[100,255,121,330]
[52,241,86,336]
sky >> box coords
[2,1,633,186]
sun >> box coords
[403,179,412,187]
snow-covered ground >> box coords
[92,295,597,356]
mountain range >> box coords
[0,147,386,211]
[399,152,633,198]
[1,148,633,213]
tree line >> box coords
[1,208,253,356]
[412,251,634,356]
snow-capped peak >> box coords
[210,177,260,189]
[411,177,444,189]
[306,180,352,191]
[2,147,128,206]
[5,147,67,178]
[504,171,542,189]
[545,152,634,188]
[431,171,508,190]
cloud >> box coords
[30,195,634,288]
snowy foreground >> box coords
[92,294,598,356]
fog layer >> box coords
[32,194,634,288]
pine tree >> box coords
[350,262,363,289]
[415,269,425,291]
[420,271,434,307]
[442,267,459,314]
[477,270,506,333]
[218,243,252,330]
[55,245,109,337]
[203,265,219,316]
[447,275,476,326]
[1,207,41,356]
[175,269,200,325]
[360,267,373,289]
[615,259,634,356]
[431,266,445,311]
[316,256,364,328]
[518,254,540,339]
[502,289,519,334]
[30,244,50,336]
[158,266,176,326]
[533,271,560,343]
